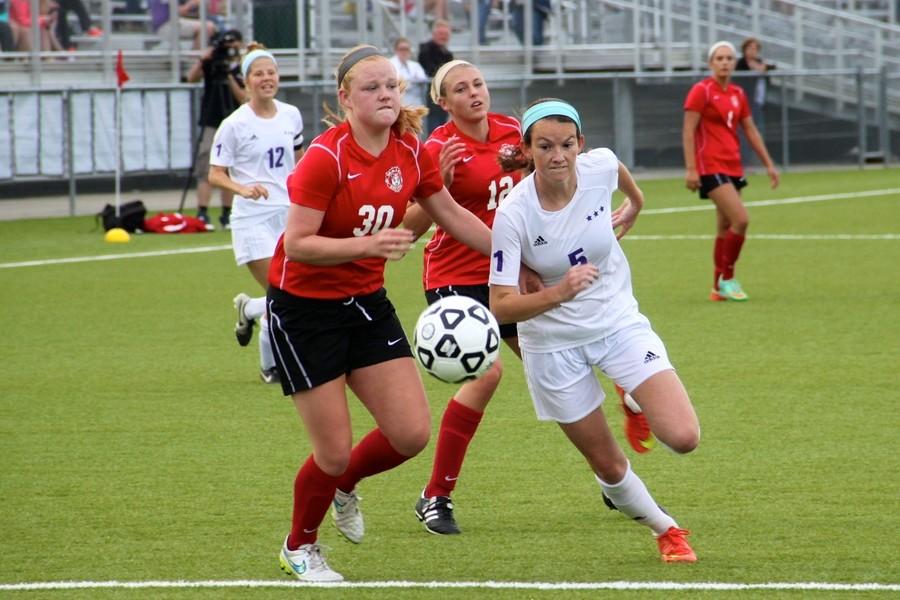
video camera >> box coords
[208,29,243,80]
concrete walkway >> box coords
[0,189,191,222]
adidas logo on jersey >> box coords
[533,235,548,247]
[643,351,659,364]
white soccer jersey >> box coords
[211,99,304,225]
[489,148,648,353]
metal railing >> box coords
[2,68,896,213]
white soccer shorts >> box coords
[231,210,287,266]
[521,322,674,424]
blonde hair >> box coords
[708,40,736,61]
[322,45,426,136]
[429,59,475,104]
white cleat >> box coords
[279,538,344,582]
[331,488,364,544]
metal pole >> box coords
[690,0,699,72]
[199,0,208,49]
[663,0,672,75]
[878,65,889,166]
[524,0,533,76]
[102,1,113,83]
[30,0,40,85]
[780,76,789,169]
[632,0,640,73]
[856,67,866,170]
[66,90,76,216]
[297,0,307,81]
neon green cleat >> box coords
[717,278,748,301]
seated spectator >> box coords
[149,0,216,49]
[9,0,63,52]
[55,0,101,49]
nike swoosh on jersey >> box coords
[348,173,362,179]
[462,156,475,163]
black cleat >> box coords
[260,367,280,384]
[414,491,460,535]
[233,293,255,347]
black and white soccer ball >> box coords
[413,295,501,384]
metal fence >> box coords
[0,68,897,213]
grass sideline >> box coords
[1,168,898,599]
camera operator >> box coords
[186,28,247,228]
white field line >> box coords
[624,234,899,240]
[1,189,897,270]
[0,245,232,269]
[0,579,897,592]
[641,187,900,215]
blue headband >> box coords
[241,50,277,79]
[521,100,582,136]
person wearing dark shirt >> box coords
[186,29,246,228]
[418,19,453,134]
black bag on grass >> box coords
[97,200,147,232]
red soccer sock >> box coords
[288,455,339,549]
[722,230,746,280]
[425,399,484,498]
[335,428,411,494]
[713,236,726,289]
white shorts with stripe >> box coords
[521,322,674,424]
[230,209,287,266]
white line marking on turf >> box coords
[0,245,232,269]
[642,188,900,215]
[0,580,897,592]
[2,188,897,270]
[624,234,899,240]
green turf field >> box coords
[1,167,898,598]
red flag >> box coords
[116,50,130,88]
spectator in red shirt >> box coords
[268,45,491,583]
[401,59,524,535]
[682,40,779,302]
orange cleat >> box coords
[709,288,727,301]
[616,385,655,453]
[656,527,697,563]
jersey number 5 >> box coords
[487,176,514,210]
[353,205,395,237]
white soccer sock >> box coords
[596,463,676,536]
[259,313,275,370]
[244,296,266,321]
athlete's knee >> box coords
[661,426,700,454]
[388,422,431,457]
[314,450,352,476]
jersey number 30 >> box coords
[353,205,395,237]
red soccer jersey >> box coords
[683,78,751,177]
[422,113,522,290]
[269,121,443,299]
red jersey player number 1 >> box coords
[683,40,779,303]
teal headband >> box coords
[241,50,277,79]
[521,100,582,136]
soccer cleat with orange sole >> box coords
[616,385,656,453]
[656,527,697,563]
[709,288,727,302]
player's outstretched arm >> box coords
[418,187,492,256]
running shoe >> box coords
[709,288,727,302]
[616,385,656,453]
[233,293,255,346]
[717,278,748,301]
[260,367,280,385]
[331,488,364,544]
[279,538,343,582]
[414,490,460,535]
[656,527,697,563]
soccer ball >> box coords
[413,295,501,384]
